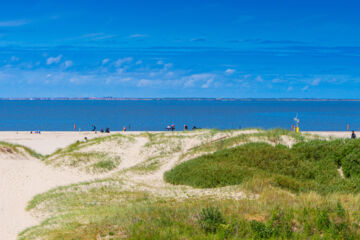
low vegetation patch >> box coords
[92,159,117,171]
[20,182,360,239]
[0,141,43,159]
[165,139,360,194]
[43,134,132,173]
[181,129,311,160]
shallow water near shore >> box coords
[1,99,360,131]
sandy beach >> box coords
[0,130,354,239]
[0,131,353,155]
[0,131,124,155]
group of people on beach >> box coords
[166,124,199,131]
[30,131,41,134]
[91,125,110,133]
[89,124,200,132]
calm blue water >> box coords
[0,100,360,131]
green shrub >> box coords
[165,138,360,194]
[197,206,225,233]
[274,175,301,192]
[267,207,294,238]
[250,220,270,239]
[315,208,331,231]
[342,151,360,178]
[250,208,294,239]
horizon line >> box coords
[1,97,360,101]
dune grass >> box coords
[15,130,360,239]
[43,134,133,173]
[20,177,360,240]
[165,139,360,194]
[0,141,43,159]
[180,129,312,161]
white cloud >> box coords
[102,58,110,65]
[128,34,147,39]
[302,85,309,91]
[105,76,132,84]
[70,33,117,41]
[166,71,174,77]
[183,73,216,88]
[0,19,29,27]
[272,78,282,83]
[311,78,321,86]
[64,60,73,69]
[116,68,126,74]
[136,60,142,65]
[137,79,153,87]
[163,63,173,70]
[256,76,264,82]
[46,55,62,65]
[244,74,252,79]
[114,57,133,67]
[225,68,235,75]
[201,79,213,88]
[92,34,117,41]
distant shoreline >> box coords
[1,98,360,101]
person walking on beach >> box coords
[184,124,188,130]
[351,130,356,139]
[166,125,171,131]
[171,124,175,131]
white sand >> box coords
[0,131,151,239]
[304,131,353,139]
[0,131,122,155]
[0,130,352,239]
[0,155,92,240]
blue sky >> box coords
[0,0,359,98]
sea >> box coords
[0,100,360,131]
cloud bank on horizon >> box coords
[0,0,359,98]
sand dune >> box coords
[0,131,121,155]
[0,130,352,239]
[0,154,92,240]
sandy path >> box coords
[0,156,92,240]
